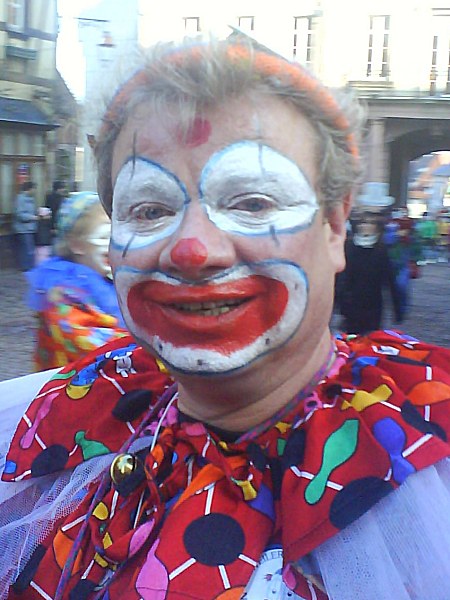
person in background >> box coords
[26,192,127,370]
[383,208,422,314]
[436,209,450,263]
[45,180,67,235]
[0,36,449,600]
[336,211,403,334]
[34,206,53,265]
[12,181,38,271]
[415,210,438,263]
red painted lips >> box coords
[127,275,288,352]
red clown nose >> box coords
[170,238,208,268]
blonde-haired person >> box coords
[0,36,449,599]
[26,192,127,370]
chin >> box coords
[94,264,112,279]
[129,326,301,378]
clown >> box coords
[104,62,352,432]
[111,141,317,376]
[0,36,449,600]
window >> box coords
[0,162,15,214]
[17,132,31,157]
[237,16,255,33]
[367,15,390,78]
[6,0,26,33]
[31,133,45,157]
[431,10,450,94]
[293,16,313,66]
[183,17,200,34]
[0,132,14,156]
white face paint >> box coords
[111,159,188,251]
[111,142,319,252]
[114,260,308,375]
[199,141,319,235]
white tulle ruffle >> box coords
[311,458,450,599]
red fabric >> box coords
[4,330,450,599]
[3,335,171,479]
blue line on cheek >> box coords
[269,225,280,246]
[111,224,182,253]
[121,233,136,258]
[110,236,159,253]
[196,206,319,239]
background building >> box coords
[0,0,77,252]
[77,0,139,191]
[73,0,450,214]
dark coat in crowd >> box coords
[336,238,403,334]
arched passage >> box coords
[388,119,450,205]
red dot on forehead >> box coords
[178,117,212,147]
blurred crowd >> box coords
[335,206,450,334]
[11,178,450,369]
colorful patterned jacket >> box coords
[0,330,449,598]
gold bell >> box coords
[110,453,137,485]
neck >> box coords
[176,328,334,432]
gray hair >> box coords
[93,36,366,216]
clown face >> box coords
[110,95,347,376]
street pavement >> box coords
[0,263,449,381]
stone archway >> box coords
[388,119,450,205]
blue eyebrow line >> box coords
[197,140,314,198]
[113,147,318,245]
[122,155,191,206]
[198,140,262,199]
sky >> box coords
[56,0,101,99]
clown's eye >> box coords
[226,194,275,214]
[131,203,176,221]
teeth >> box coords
[171,298,244,316]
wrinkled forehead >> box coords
[110,93,319,191]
